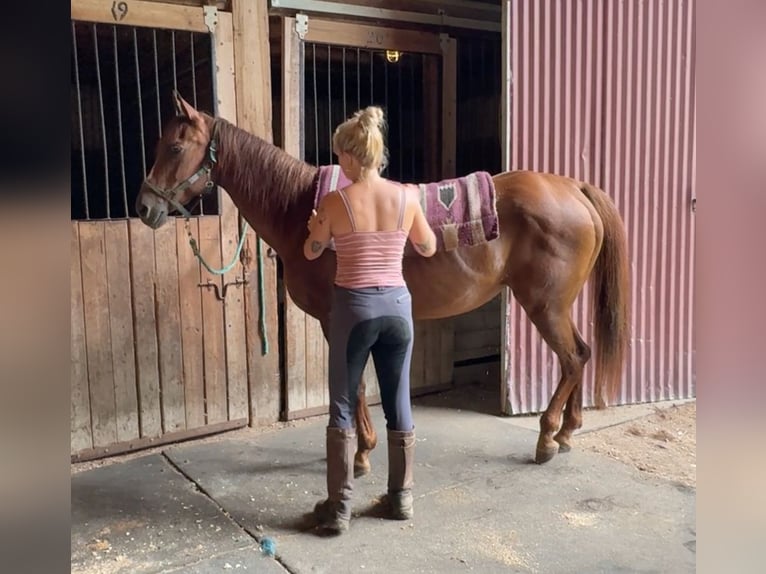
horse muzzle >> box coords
[136,183,170,229]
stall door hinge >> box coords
[295,13,309,40]
[440,33,451,54]
[203,5,218,34]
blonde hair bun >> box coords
[357,106,385,130]
[332,106,389,177]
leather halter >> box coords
[142,120,219,219]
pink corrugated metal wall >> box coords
[503,0,696,413]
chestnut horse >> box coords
[136,92,629,467]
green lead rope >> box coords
[187,218,269,356]
[255,235,269,356]
[188,218,248,276]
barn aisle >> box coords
[72,384,695,574]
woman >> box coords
[304,106,437,534]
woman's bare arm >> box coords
[303,197,333,260]
[407,199,437,257]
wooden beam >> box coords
[230,0,281,425]
[500,0,511,415]
[281,16,310,421]
[79,222,118,447]
[71,0,208,32]
[232,0,274,141]
[304,18,443,54]
[70,223,93,453]
[304,0,501,23]
[439,35,458,391]
[269,0,500,33]
[71,418,248,463]
[142,0,229,9]
[441,35,457,178]
[214,13,250,423]
[282,17,303,157]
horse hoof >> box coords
[553,433,573,453]
[535,443,559,464]
[354,454,371,477]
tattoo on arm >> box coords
[311,240,324,253]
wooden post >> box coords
[439,34,458,387]
[281,16,310,418]
[214,13,249,423]
[500,0,512,415]
[422,55,440,182]
[231,0,281,426]
[441,34,458,179]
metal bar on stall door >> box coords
[205,28,220,216]
[491,38,497,168]
[190,33,198,108]
[171,31,178,94]
[152,30,162,135]
[328,44,332,165]
[384,55,389,115]
[397,61,403,181]
[467,41,474,171]
[409,55,415,181]
[312,44,319,166]
[342,47,347,120]
[113,25,129,217]
[209,30,219,117]
[479,40,486,169]
[92,24,111,218]
[133,29,147,178]
[369,50,374,106]
[299,40,306,161]
[72,22,90,219]
[356,48,361,110]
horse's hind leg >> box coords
[354,382,377,477]
[553,327,591,452]
[522,308,587,464]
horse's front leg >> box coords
[354,381,377,477]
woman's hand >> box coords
[304,205,332,261]
[307,209,318,233]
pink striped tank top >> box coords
[333,186,408,289]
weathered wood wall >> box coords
[70,1,279,459]
[231,0,282,426]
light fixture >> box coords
[385,50,401,63]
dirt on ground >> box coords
[576,401,696,488]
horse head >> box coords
[135,91,217,229]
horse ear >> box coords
[173,89,199,122]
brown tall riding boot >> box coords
[386,428,415,520]
[313,426,356,534]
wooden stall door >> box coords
[70,1,252,460]
[280,17,456,420]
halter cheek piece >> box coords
[142,121,219,219]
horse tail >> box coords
[579,182,630,408]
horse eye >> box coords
[171,143,183,154]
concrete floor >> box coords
[71,383,696,574]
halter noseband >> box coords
[142,121,219,219]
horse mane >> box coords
[208,114,318,214]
